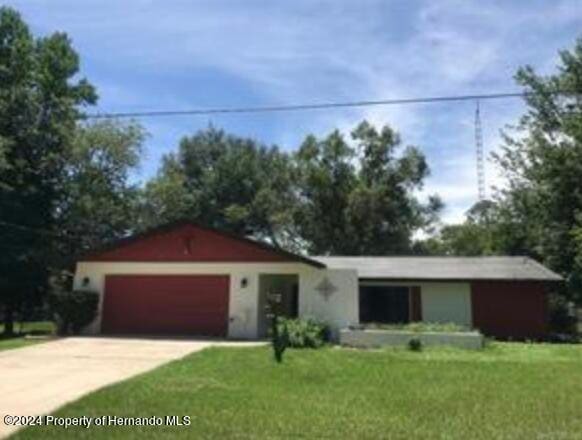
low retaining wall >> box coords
[340,329,484,350]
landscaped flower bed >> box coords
[358,322,471,333]
[340,322,484,350]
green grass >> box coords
[0,321,54,352]
[0,320,55,335]
[0,338,42,351]
[14,343,582,439]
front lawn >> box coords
[0,321,54,352]
[15,343,582,439]
[0,338,42,352]
[0,321,55,336]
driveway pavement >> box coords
[0,336,259,438]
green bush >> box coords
[548,295,578,335]
[49,289,99,335]
[408,337,423,352]
[362,322,471,333]
[271,316,289,363]
[276,318,329,348]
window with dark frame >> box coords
[359,285,410,324]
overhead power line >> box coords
[87,91,537,120]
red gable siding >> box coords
[471,281,548,340]
[82,224,297,263]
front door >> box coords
[257,274,299,337]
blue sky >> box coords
[7,0,582,224]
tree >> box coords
[295,121,441,255]
[417,200,500,256]
[0,7,96,335]
[54,120,146,262]
[492,37,582,304]
[141,126,299,248]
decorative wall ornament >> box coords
[182,235,195,255]
[316,277,337,301]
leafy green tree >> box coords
[139,155,193,228]
[293,130,357,254]
[141,127,299,249]
[418,200,500,256]
[295,121,441,255]
[54,120,146,262]
[0,7,96,335]
[436,224,492,256]
[493,37,582,303]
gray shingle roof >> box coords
[312,256,562,281]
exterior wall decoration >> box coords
[315,277,338,301]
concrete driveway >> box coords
[0,336,258,438]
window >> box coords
[359,285,410,324]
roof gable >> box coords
[81,222,324,267]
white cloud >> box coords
[6,0,581,226]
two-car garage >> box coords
[101,275,230,337]
[75,221,322,338]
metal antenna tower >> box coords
[474,100,486,200]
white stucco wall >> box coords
[74,261,472,339]
[74,261,318,339]
[420,282,472,327]
[74,262,360,340]
[299,269,359,339]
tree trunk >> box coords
[3,304,15,336]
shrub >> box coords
[548,295,578,335]
[49,289,99,335]
[271,316,289,363]
[408,337,423,352]
[362,322,471,333]
[276,318,329,348]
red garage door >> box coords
[102,275,229,336]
